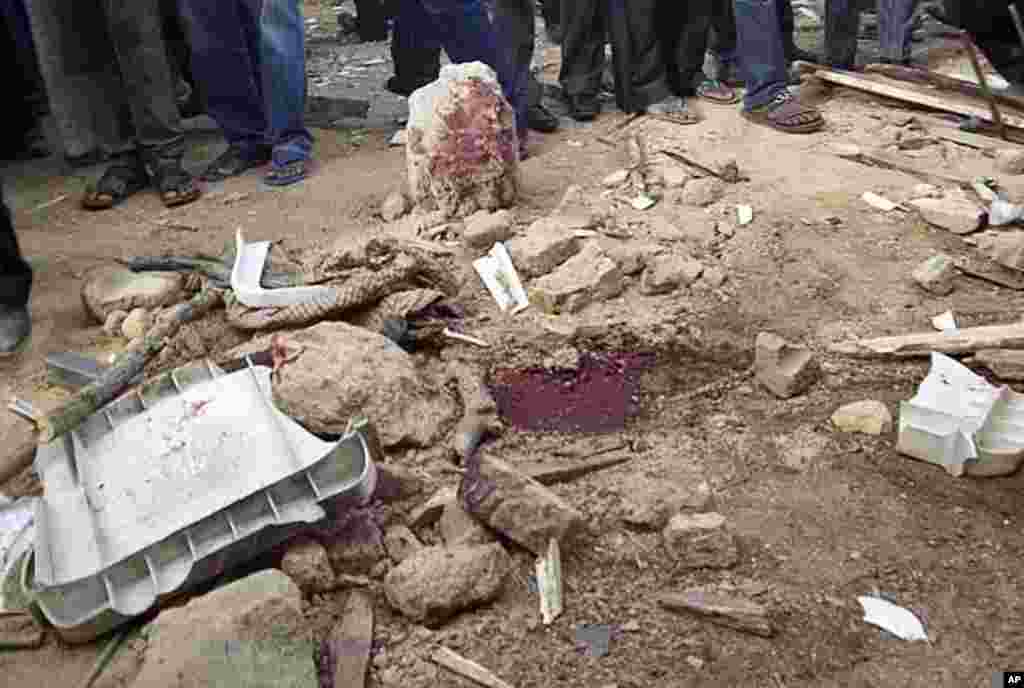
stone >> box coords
[701,266,726,288]
[970,349,1024,380]
[272,322,457,448]
[383,544,512,626]
[322,510,387,576]
[659,588,773,637]
[681,178,724,207]
[375,464,426,503]
[133,571,315,688]
[754,332,819,399]
[460,453,584,555]
[408,487,459,530]
[406,62,519,218]
[598,239,664,275]
[328,591,374,688]
[121,307,153,340]
[978,230,1024,272]
[774,429,830,472]
[912,254,957,295]
[556,185,586,213]
[81,265,184,323]
[506,219,581,277]
[462,209,515,249]
[910,196,985,235]
[384,525,424,564]
[640,255,704,295]
[281,538,335,593]
[831,400,893,435]
[602,169,630,187]
[531,243,624,314]
[381,190,411,222]
[662,512,739,570]
[102,309,129,337]
[910,183,942,199]
[620,477,713,529]
[662,166,689,188]
[995,148,1024,175]
[440,501,496,547]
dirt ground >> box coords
[5,8,1024,688]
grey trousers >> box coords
[24,0,184,160]
[825,0,920,67]
[558,0,606,97]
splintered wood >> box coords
[330,591,375,688]
[659,588,774,637]
[536,538,563,625]
[830,323,1024,358]
[431,647,516,688]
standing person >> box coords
[558,0,606,121]
[178,0,314,186]
[25,0,201,207]
[825,0,920,69]
[940,0,1024,86]
[734,0,826,133]
[0,182,31,356]
[0,0,48,161]
[711,0,818,86]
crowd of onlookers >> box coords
[0,0,1021,356]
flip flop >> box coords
[646,96,701,125]
[742,90,824,134]
[81,160,148,210]
[264,159,310,187]
[696,78,740,105]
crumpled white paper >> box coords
[858,596,928,641]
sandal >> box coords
[265,158,310,187]
[81,158,148,210]
[200,144,271,182]
[646,96,700,125]
[695,78,740,105]
[742,89,824,134]
[149,157,202,208]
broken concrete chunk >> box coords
[681,178,724,207]
[970,349,1024,380]
[121,307,152,340]
[912,254,956,295]
[463,209,516,250]
[831,400,893,435]
[640,255,704,295]
[754,332,819,399]
[662,512,739,570]
[134,571,315,688]
[384,544,512,626]
[910,183,942,199]
[103,309,129,337]
[375,464,426,503]
[532,243,624,314]
[598,238,663,275]
[662,166,689,188]
[659,588,773,637]
[620,476,713,530]
[440,501,496,547]
[281,538,336,594]
[910,196,985,235]
[602,169,630,187]
[701,266,727,288]
[506,219,581,277]
[381,190,412,222]
[978,230,1024,272]
[409,487,459,530]
[330,591,374,688]
[81,265,184,323]
[384,525,424,564]
[323,511,387,576]
[995,148,1024,175]
[460,453,584,555]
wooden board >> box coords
[521,454,632,486]
[431,647,516,688]
[331,591,375,688]
[829,323,1024,358]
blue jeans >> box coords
[179,0,313,163]
[733,0,789,109]
[826,0,919,68]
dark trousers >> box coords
[709,0,738,66]
[943,1,1024,84]
[558,0,606,97]
[0,184,31,309]
[391,11,441,87]
[734,0,790,108]
[0,1,39,154]
[493,0,540,129]
[542,0,559,27]
[825,0,920,67]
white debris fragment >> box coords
[389,129,408,147]
[737,205,754,225]
[862,191,898,212]
[631,194,657,211]
[931,311,957,332]
[473,242,530,314]
[536,538,563,626]
[857,596,928,642]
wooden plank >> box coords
[815,70,1024,131]
[956,255,1024,290]
[431,647,516,688]
[829,323,1024,358]
[932,127,1016,153]
[864,63,1024,113]
[659,589,774,637]
[522,453,632,486]
[331,591,375,688]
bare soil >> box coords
[4,15,1024,688]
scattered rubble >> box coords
[121,307,152,339]
[599,238,663,275]
[384,525,424,564]
[506,219,581,277]
[323,511,387,576]
[81,265,184,323]
[681,178,724,207]
[659,588,774,637]
[460,453,584,555]
[995,148,1024,175]
[620,477,713,530]
[532,243,624,314]
[375,464,426,503]
[384,543,512,626]
[662,165,689,188]
[754,332,819,399]
[463,209,516,249]
[932,310,958,331]
[978,230,1024,271]
[701,266,727,288]
[102,309,128,337]
[602,169,630,188]
[281,538,336,594]
[831,400,894,435]
[409,487,459,530]
[440,501,496,547]
[912,254,957,295]
[640,254,703,295]
[327,591,375,688]
[381,190,411,222]
[430,647,515,688]
[911,183,942,199]
[910,195,985,235]
[662,512,739,570]
[862,191,899,212]
[968,349,1024,380]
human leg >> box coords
[877,0,919,64]
[558,0,606,119]
[824,0,860,69]
[387,10,442,95]
[0,182,31,355]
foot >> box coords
[81,156,149,210]
[0,306,31,357]
[743,89,825,134]
[528,103,559,133]
[147,156,202,208]
[567,93,600,121]
[265,158,310,187]
[645,96,700,124]
[200,144,272,182]
[695,78,740,105]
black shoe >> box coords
[528,103,559,133]
[546,24,563,45]
[385,75,436,97]
[567,93,600,122]
[787,47,821,65]
[0,306,31,357]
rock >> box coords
[381,190,411,222]
[831,400,893,435]
[701,266,726,288]
[598,239,664,275]
[281,538,335,593]
[384,525,424,564]
[102,309,129,337]
[121,307,153,340]
[133,571,314,688]
[995,148,1024,175]
[602,169,630,187]
[383,544,512,626]
[754,332,819,399]
[460,453,584,555]
[408,487,459,530]
[910,196,985,235]
[910,183,942,199]
[774,429,830,472]
[620,477,713,529]
[912,254,957,295]
[406,62,518,218]
[978,230,1024,272]
[640,255,704,295]
[531,243,624,314]
[662,166,689,188]
[662,512,739,570]
[681,178,724,207]
[506,219,581,277]
[328,591,374,688]
[462,209,515,249]
[322,510,387,576]
[81,266,184,323]
[375,464,426,503]
[556,184,586,213]
[440,501,496,547]
[273,322,457,448]
[970,349,1024,380]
